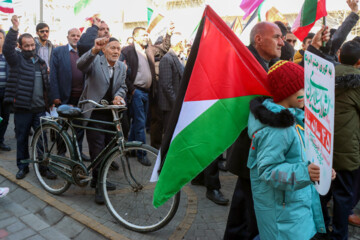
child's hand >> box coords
[308,163,320,182]
[331,168,336,180]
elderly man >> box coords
[77,37,127,204]
[4,16,56,180]
[224,22,284,240]
[49,28,90,161]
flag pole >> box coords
[322,16,326,47]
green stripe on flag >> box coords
[301,0,317,26]
[147,7,153,25]
[2,0,12,3]
[74,0,92,15]
[153,95,259,207]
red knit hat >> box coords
[267,60,304,102]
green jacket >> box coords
[333,64,360,171]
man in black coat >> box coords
[120,26,173,166]
[224,21,284,240]
[4,15,56,180]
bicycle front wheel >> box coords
[31,123,72,195]
[101,144,180,232]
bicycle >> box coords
[30,99,180,233]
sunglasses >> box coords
[39,30,49,34]
[286,39,297,44]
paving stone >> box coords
[6,200,31,217]
[39,227,70,240]
[21,195,47,213]
[54,216,84,238]
[6,221,27,233]
[0,211,12,221]
[27,235,47,240]
[74,228,107,240]
[0,216,17,229]
[21,213,50,231]
[8,187,33,204]
[36,205,64,225]
[7,228,36,240]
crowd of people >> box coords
[0,0,359,239]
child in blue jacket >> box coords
[247,60,333,240]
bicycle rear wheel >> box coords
[31,123,72,195]
[101,144,180,232]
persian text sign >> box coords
[304,51,335,195]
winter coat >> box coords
[333,64,360,171]
[247,97,325,240]
[3,28,50,112]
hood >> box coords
[248,97,303,136]
[335,64,360,89]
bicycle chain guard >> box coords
[72,164,89,187]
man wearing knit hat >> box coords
[247,60,333,239]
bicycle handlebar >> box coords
[78,99,127,110]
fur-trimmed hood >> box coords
[248,97,304,136]
[335,64,360,89]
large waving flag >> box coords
[74,0,92,15]
[292,0,327,41]
[152,5,270,208]
[0,0,13,13]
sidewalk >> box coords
[0,114,360,239]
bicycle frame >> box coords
[38,105,130,186]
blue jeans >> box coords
[15,111,45,170]
[128,89,149,158]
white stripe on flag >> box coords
[150,150,161,182]
[171,100,217,142]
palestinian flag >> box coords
[292,0,327,41]
[152,5,270,208]
[0,0,13,14]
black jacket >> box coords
[3,28,49,112]
[77,25,99,58]
[120,34,171,98]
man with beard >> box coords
[120,26,173,166]
[35,22,54,70]
[3,15,55,180]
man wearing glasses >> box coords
[35,23,54,71]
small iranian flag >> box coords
[292,0,327,41]
[152,5,270,208]
[74,0,92,15]
[0,0,13,14]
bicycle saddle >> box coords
[57,105,82,118]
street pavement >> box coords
[0,114,360,240]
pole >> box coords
[322,17,326,47]
[40,0,43,23]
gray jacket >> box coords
[77,49,127,119]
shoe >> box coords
[349,214,360,227]
[90,179,116,191]
[0,187,9,198]
[81,153,91,162]
[40,169,57,180]
[206,189,229,205]
[16,168,29,179]
[110,161,120,170]
[191,179,205,186]
[94,187,105,205]
[0,143,11,151]
[218,160,228,172]
[137,156,151,166]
